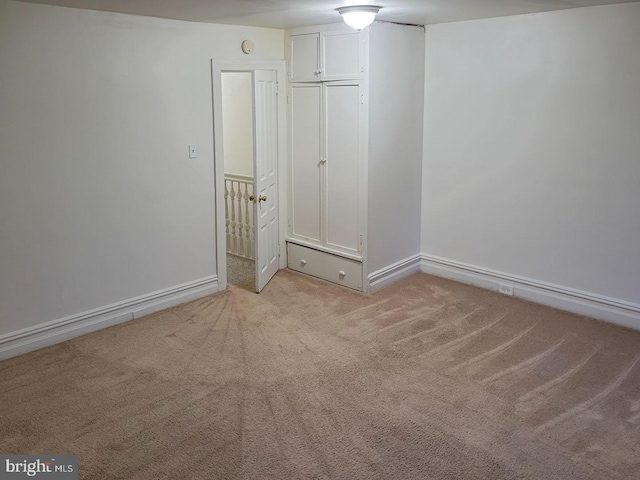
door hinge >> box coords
[360,94,365,104]
[287,95,291,104]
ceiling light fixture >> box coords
[336,5,381,30]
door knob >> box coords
[249,195,255,202]
[259,195,267,202]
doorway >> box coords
[212,61,287,293]
[221,72,256,290]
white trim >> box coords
[287,22,359,37]
[286,238,363,262]
[360,27,370,293]
[420,254,640,331]
[368,254,422,293]
[0,276,219,360]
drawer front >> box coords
[287,242,363,291]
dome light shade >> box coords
[337,6,381,30]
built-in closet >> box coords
[285,22,425,292]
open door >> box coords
[252,70,279,292]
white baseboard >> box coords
[368,254,422,293]
[420,254,640,331]
[0,276,220,360]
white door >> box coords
[324,82,361,255]
[321,31,361,81]
[289,33,320,82]
[290,83,322,243]
[253,70,279,293]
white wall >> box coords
[0,0,283,350]
[421,4,640,314]
[221,72,254,177]
[368,22,425,275]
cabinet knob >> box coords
[301,259,307,266]
[339,271,346,278]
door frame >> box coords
[211,60,288,291]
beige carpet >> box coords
[226,253,255,290]
[1,271,640,479]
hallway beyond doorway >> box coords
[226,253,254,290]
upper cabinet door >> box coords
[289,30,362,82]
[289,33,321,82]
[321,31,362,81]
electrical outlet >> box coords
[499,284,514,296]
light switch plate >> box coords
[189,145,197,158]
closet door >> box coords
[290,84,322,244]
[321,31,361,81]
[289,34,320,82]
[323,82,361,255]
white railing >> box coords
[225,174,255,260]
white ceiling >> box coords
[15,0,640,29]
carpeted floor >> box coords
[1,271,640,479]
[226,253,255,290]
